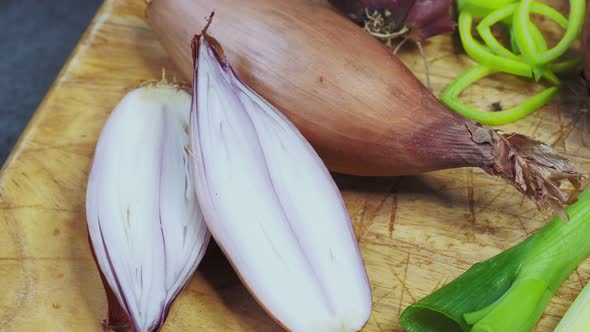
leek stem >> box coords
[400,188,590,332]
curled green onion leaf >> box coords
[440,65,558,126]
[444,0,583,125]
[514,0,585,66]
[459,11,533,78]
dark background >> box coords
[0,0,103,166]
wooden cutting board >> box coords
[1,0,588,331]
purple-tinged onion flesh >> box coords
[188,21,372,332]
[86,83,210,332]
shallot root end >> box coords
[139,70,190,91]
[470,124,587,213]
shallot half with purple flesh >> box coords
[86,82,210,332]
[188,18,372,332]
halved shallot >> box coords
[189,22,372,332]
[86,83,210,332]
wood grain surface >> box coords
[1,0,589,331]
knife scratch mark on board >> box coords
[467,169,476,224]
[0,212,34,329]
[517,217,531,237]
[358,180,401,242]
[430,275,449,294]
[477,188,505,214]
[371,312,385,332]
[389,178,402,239]
[395,252,415,318]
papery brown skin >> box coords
[88,235,132,332]
[98,272,132,332]
[89,229,180,332]
[147,0,583,210]
[147,0,485,175]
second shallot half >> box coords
[188,22,372,332]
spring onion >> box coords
[457,0,517,18]
[476,2,568,77]
[513,0,585,66]
[442,0,585,126]
[457,11,533,78]
[400,186,590,332]
[440,65,558,125]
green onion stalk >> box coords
[439,65,558,126]
[400,187,590,332]
[513,0,585,66]
[441,0,585,126]
[456,0,516,19]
